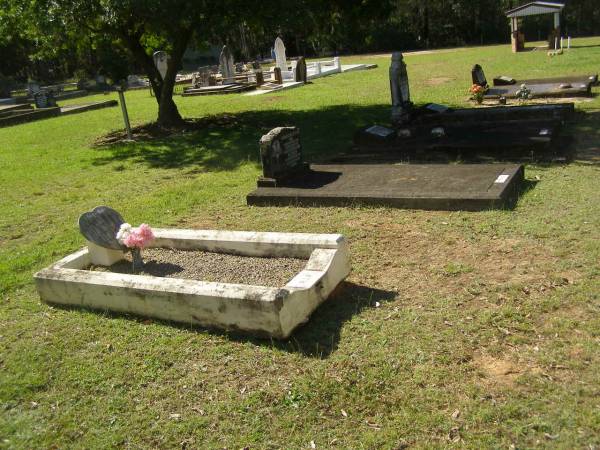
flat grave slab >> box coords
[182,84,254,96]
[485,82,590,99]
[60,100,118,115]
[247,163,524,211]
[493,74,598,87]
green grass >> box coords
[1,37,600,448]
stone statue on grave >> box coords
[153,51,170,80]
[219,45,235,84]
[390,52,413,125]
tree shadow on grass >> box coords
[90,105,391,171]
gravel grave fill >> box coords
[89,248,308,287]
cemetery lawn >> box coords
[1,37,600,448]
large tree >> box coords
[3,0,243,126]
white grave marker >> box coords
[274,37,287,72]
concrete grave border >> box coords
[34,229,351,339]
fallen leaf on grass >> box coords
[451,409,460,419]
[341,409,348,418]
[169,413,181,420]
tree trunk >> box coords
[120,27,192,127]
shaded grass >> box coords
[1,37,600,448]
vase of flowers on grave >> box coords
[116,223,155,273]
[469,84,486,104]
[516,84,533,102]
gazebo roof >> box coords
[506,2,565,18]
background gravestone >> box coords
[471,64,488,88]
[33,91,56,109]
[153,51,170,80]
[219,46,235,84]
[78,206,126,250]
[390,52,413,125]
[274,37,287,72]
[294,57,307,83]
[258,127,309,187]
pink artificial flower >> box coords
[122,224,155,249]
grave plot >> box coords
[60,100,118,116]
[34,206,350,339]
[0,99,118,128]
[353,52,575,162]
[246,127,524,211]
[472,64,596,99]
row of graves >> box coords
[247,52,589,211]
[30,52,592,340]
[471,64,598,100]
[182,38,375,97]
[0,79,118,128]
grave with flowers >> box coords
[351,52,576,162]
[34,206,350,338]
[471,64,597,100]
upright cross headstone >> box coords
[219,45,235,84]
[390,52,413,125]
[294,57,308,83]
[274,37,287,72]
[153,51,170,80]
[471,64,488,88]
[257,127,309,187]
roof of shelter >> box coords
[506,2,565,18]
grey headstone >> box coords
[259,127,305,181]
[33,91,56,109]
[219,46,235,84]
[294,57,307,83]
[274,37,287,71]
[153,51,170,80]
[390,52,413,124]
[471,64,488,88]
[78,206,126,250]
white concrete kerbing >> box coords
[34,229,351,339]
[244,81,304,96]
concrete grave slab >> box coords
[60,100,118,116]
[247,163,524,211]
[34,229,350,339]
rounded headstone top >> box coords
[78,206,126,250]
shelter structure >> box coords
[506,2,564,52]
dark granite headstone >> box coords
[494,75,516,86]
[295,57,308,83]
[258,127,308,187]
[273,67,283,84]
[78,206,126,250]
[471,64,488,88]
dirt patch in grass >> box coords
[425,77,454,86]
[473,354,522,387]
[93,114,241,146]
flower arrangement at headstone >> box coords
[116,223,155,272]
[469,84,486,104]
[78,206,155,274]
[516,84,533,101]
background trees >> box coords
[1,0,599,123]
